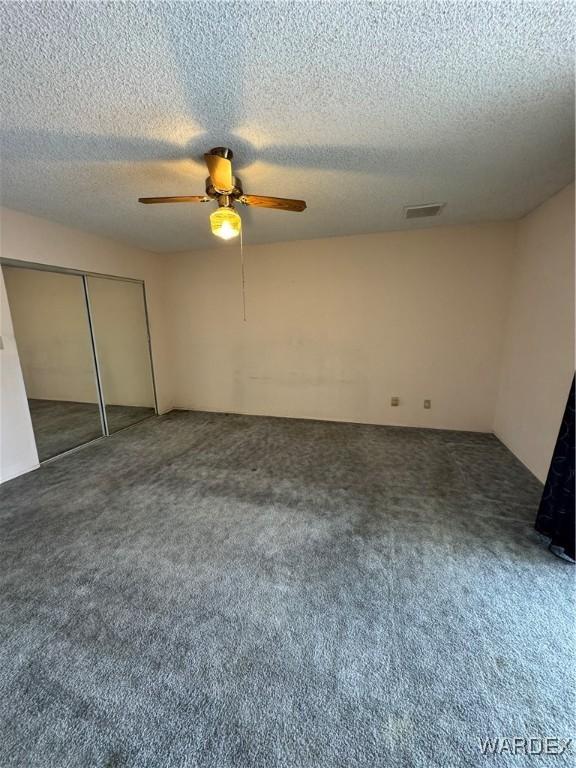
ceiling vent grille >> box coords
[404,203,445,219]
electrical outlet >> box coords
[391,396,399,407]
[424,399,431,409]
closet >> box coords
[2,264,156,461]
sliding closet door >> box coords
[86,277,156,434]
[2,266,104,460]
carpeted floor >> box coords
[0,411,573,767]
[28,399,155,460]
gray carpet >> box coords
[28,399,155,460]
[0,411,573,767]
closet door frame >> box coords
[0,258,158,458]
[82,274,109,437]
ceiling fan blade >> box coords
[138,195,210,204]
[204,153,233,192]
[239,195,307,212]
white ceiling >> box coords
[1,1,574,253]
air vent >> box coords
[404,203,446,219]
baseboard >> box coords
[169,405,491,434]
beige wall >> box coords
[494,184,575,482]
[2,193,572,484]
[166,223,517,431]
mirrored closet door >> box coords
[3,264,157,462]
[86,276,156,434]
[3,266,104,461]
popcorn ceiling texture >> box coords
[0,1,574,252]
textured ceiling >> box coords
[1,1,574,253]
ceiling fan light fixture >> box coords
[210,206,241,240]
[138,147,307,240]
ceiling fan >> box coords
[138,147,307,240]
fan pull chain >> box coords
[240,227,247,322]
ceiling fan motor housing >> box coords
[205,176,243,200]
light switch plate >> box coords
[424,399,431,409]
[391,396,399,407]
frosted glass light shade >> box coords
[210,207,241,240]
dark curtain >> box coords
[535,377,575,561]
